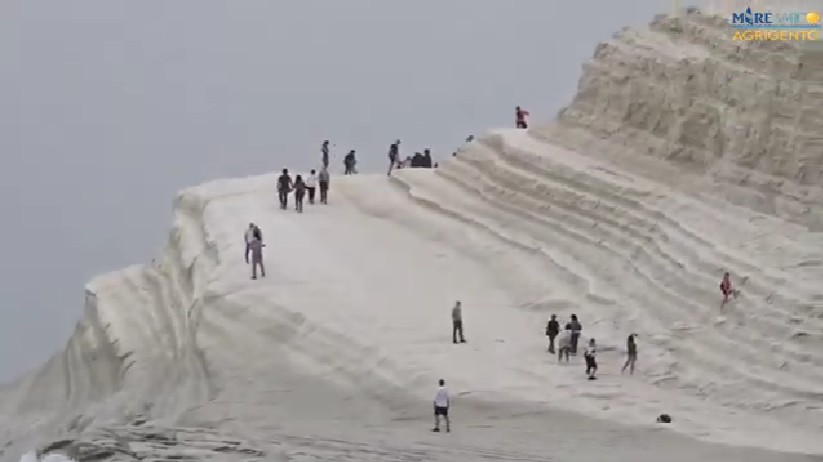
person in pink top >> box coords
[515,106,530,129]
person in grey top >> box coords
[249,237,265,280]
[318,167,330,205]
[452,301,466,344]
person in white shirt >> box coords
[305,170,318,204]
[432,379,450,433]
[556,326,572,362]
[584,338,598,380]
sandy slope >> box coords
[4,129,823,461]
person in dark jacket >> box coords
[318,167,330,204]
[277,169,293,210]
[621,333,638,375]
[423,149,433,168]
[344,150,357,174]
[293,174,306,213]
[567,314,582,355]
[545,314,560,353]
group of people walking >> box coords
[277,167,330,212]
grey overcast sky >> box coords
[0,0,664,382]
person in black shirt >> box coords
[545,314,560,353]
[277,169,293,209]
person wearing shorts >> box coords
[432,379,450,433]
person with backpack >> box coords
[545,314,560,353]
[318,167,330,204]
[243,223,262,263]
[305,170,318,204]
[293,174,307,213]
[277,169,293,210]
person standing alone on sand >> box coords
[515,106,529,129]
[621,333,637,375]
[720,272,735,308]
[305,170,318,204]
[432,379,450,433]
[452,301,466,344]
[546,314,560,353]
[321,140,330,168]
[249,236,265,280]
[318,167,330,204]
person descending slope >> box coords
[451,300,466,344]
[567,314,582,355]
[293,174,306,213]
[621,333,637,375]
[321,140,330,168]
[305,169,318,204]
[249,236,266,280]
[277,169,293,210]
[318,166,330,204]
[387,140,400,176]
[515,106,530,129]
[545,314,560,353]
[584,338,598,380]
[557,326,572,362]
[432,379,450,433]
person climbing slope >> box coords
[249,236,265,280]
[432,378,450,433]
[545,314,560,353]
[318,166,330,204]
[621,333,637,375]
[451,300,466,344]
[277,169,293,210]
[584,338,598,380]
[515,106,530,129]
[387,140,399,176]
[720,272,735,308]
[293,174,307,213]
[305,169,318,204]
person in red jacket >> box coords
[515,106,530,129]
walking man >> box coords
[451,301,466,344]
[249,236,265,280]
[621,333,638,375]
[318,166,330,204]
[306,169,318,204]
[277,169,293,210]
[545,314,560,353]
[432,378,450,433]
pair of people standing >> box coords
[546,314,582,354]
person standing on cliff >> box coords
[249,236,265,280]
[277,169,293,210]
[515,106,529,129]
[318,166,330,204]
[452,301,466,344]
[321,140,330,168]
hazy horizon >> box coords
[0,0,664,382]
